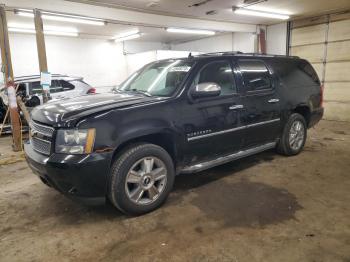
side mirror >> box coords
[111,85,119,92]
[191,82,221,98]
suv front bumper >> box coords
[24,141,113,205]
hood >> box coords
[31,92,159,127]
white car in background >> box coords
[16,74,97,106]
[0,74,100,123]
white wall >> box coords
[126,51,157,75]
[170,32,256,53]
[266,23,287,55]
[9,33,128,87]
[125,50,200,74]
[171,34,234,53]
[233,32,256,53]
[123,41,169,54]
[8,31,259,89]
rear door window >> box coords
[29,81,43,95]
[237,60,272,93]
[50,80,63,93]
[193,60,237,96]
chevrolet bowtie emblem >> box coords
[30,129,38,137]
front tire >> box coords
[109,143,175,215]
[277,113,307,156]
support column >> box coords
[34,9,50,103]
[0,4,21,151]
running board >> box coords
[181,142,277,174]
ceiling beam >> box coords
[2,0,257,33]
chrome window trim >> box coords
[187,118,280,141]
[245,118,280,128]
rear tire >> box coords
[277,113,307,156]
[109,143,175,215]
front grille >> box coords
[30,121,54,137]
[30,121,54,156]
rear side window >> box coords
[237,60,272,92]
[60,80,75,91]
[298,61,320,85]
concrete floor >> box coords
[0,120,349,262]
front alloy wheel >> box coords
[109,143,175,215]
[125,157,167,205]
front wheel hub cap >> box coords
[125,157,167,205]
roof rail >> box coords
[196,51,244,57]
[241,53,300,58]
[14,74,69,81]
[196,52,299,59]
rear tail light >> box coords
[320,84,324,108]
[87,88,96,94]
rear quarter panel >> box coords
[264,58,322,126]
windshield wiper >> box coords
[129,89,152,97]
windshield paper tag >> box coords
[170,66,191,72]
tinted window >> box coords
[60,80,75,91]
[238,60,272,92]
[49,80,63,93]
[194,60,236,96]
[298,61,320,85]
[29,81,43,94]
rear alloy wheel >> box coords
[289,120,305,151]
[277,113,307,156]
[109,143,174,215]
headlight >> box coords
[55,129,96,154]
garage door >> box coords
[290,12,350,122]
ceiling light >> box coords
[241,5,291,15]
[15,10,105,26]
[8,27,78,37]
[114,33,141,42]
[8,22,78,33]
[233,8,289,20]
[166,28,215,35]
[8,28,36,34]
[43,31,79,37]
[115,29,139,38]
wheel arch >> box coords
[293,105,311,127]
[110,131,181,168]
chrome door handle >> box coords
[268,98,279,103]
[229,105,244,110]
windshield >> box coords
[118,60,194,97]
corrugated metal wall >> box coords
[290,11,350,122]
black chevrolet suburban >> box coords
[24,52,324,215]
